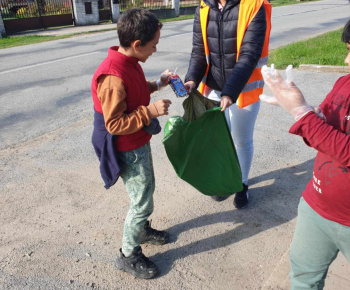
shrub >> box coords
[16,7,28,17]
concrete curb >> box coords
[299,64,348,73]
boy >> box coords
[91,8,172,279]
[261,19,350,289]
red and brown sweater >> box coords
[91,46,158,152]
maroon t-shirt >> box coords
[290,74,350,226]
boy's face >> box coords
[135,28,161,63]
[345,42,350,72]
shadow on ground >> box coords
[153,158,314,276]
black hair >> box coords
[117,8,163,48]
[341,19,350,44]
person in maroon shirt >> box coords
[260,19,350,289]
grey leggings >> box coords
[206,89,260,185]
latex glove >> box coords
[260,64,291,105]
[260,65,326,121]
[157,69,173,89]
[260,65,314,121]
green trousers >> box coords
[290,197,350,289]
[117,142,155,256]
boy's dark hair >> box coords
[117,8,163,48]
[341,19,350,43]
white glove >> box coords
[260,64,314,121]
[260,64,292,105]
[157,69,173,90]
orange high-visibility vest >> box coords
[199,0,271,108]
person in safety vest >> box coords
[184,0,271,208]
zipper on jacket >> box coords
[218,11,226,84]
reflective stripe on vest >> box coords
[199,0,271,108]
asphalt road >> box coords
[0,0,349,289]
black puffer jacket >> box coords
[185,0,266,103]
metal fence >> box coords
[179,0,199,7]
[98,0,109,10]
[119,0,199,11]
[0,0,72,19]
[119,0,171,11]
[0,0,197,19]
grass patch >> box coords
[269,0,319,7]
[0,34,71,49]
[0,14,194,49]
[268,28,346,69]
[162,14,195,22]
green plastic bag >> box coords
[162,94,243,196]
[182,89,219,122]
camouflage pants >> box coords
[117,142,155,256]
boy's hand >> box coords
[159,69,173,87]
[220,95,233,111]
[149,99,172,117]
[184,81,196,94]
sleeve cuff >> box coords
[146,103,159,119]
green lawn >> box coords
[268,29,346,68]
[270,0,319,7]
[0,34,72,49]
[0,14,195,49]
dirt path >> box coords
[1,70,349,289]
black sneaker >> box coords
[211,195,231,202]
[233,184,249,209]
[140,220,169,245]
[115,247,159,279]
